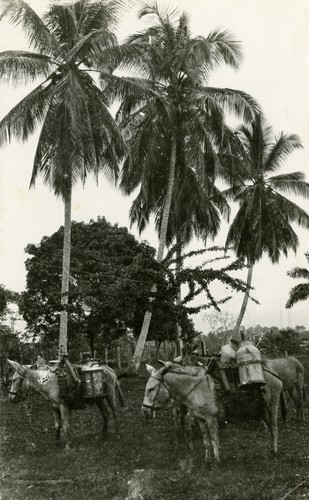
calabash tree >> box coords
[0,0,129,357]
[224,114,309,336]
[110,1,258,371]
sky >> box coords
[0,0,309,334]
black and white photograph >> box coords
[0,0,309,498]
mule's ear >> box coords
[160,364,172,376]
[157,359,167,366]
[7,360,25,376]
[146,364,157,377]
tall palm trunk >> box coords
[130,130,177,372]
[175,232,183,356]
[58,185,72,358]
[233,259,254,340]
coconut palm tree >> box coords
[224,114,309,336]
[130,142,231,354]
[0,0,128,357]
[111,1,258,370]
[286,253,309,308]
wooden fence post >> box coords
[148,343,151,364]
[116,347,121,370]
[201,340,206,356]
[105,349,108,366]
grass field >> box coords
[0,356,309,500]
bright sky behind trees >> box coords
[0,0,308,332]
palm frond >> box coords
[0,81,52,145]
[286,283,309,308]
[221,184,246,201]
[0,0,61,57]
[210,186,231,221]
[74,0,128,35]
[31,67,126,196]
[0,50,57,86]
[193,87,259,123]
[267,172,309,198]
[100,70,163,105]
[129,189,152,234]
[287,267,309,280]
[264,132,303,173]
[67,29,118,68]
[206,29,242,70]
[43,4,79,52]
[31,99,79,196]
[138,1,180,28]
[271,191,309,228]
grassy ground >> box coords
[1,357,309,500]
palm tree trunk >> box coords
[175,233,183,356]
[233,260,254,340]
[58,185,72,358]
[129,130,177,372]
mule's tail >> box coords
[116,381,125,407]
[280,390,288,426]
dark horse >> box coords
[8,359,125,450]
[143,362,287,466]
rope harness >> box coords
[143,369,207,413]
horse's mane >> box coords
[165,363,205,378]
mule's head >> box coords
[142,364,173,419]
[7,360,29,403]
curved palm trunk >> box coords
[233,260,254,340]
[129,130,177,372]
[58,185,72,358]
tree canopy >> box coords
[19,217,162,352]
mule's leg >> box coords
[183,409,193,452]
[204,416,220,464]
[173,406,181,446]
[263,398,279,457]
[96,398,109,437]
[198,419,219,466]
[288,386,300,420]
[295,380,305,423]
[106,392,120,437]
[269,408,279,457]
[52,405,61,445]
[59,404,71,451]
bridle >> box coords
[9,373,28,400]
[143,370,207,412]
[142,376,172,411]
